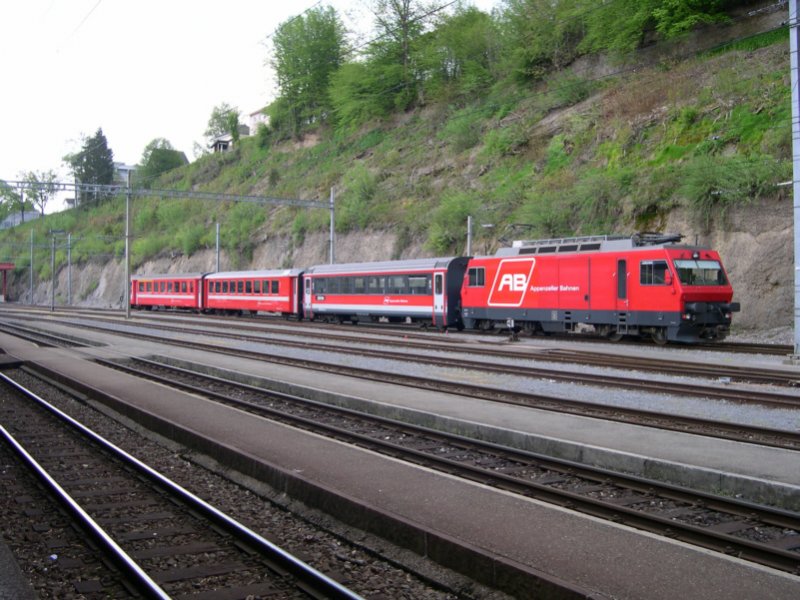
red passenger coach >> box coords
[302,257,470,329]
[204,269,303,317]
[131,273,205,311]
[461,234,739,343]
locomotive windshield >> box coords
[673,259,727,286]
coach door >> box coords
[303,276,313,319]
[433,272,445,328]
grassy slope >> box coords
[0,29,791,281]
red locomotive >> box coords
[461,234,739,343]
[131,234,739,343]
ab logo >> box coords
[488,258,535,307]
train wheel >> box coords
[652,328,668,345]
[608,332,624,342]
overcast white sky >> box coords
[0,0,499,200]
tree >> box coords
[137,139,188,187]
[419,6,500,101]
[0,180,31,224]
[23,170,59,216]
[271,6,347,136]
[368,0,429,109]
[63,128,115,207]
[204,103,240,146]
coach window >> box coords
[388,275,406,294]
[181,282,187,293]
[367,276,383,293]
[434,274,443,295]
[640,260,669,285]
[271,280,279,294]
[408,275,429,295]
[468,267,485,287]
[222,281,228,293]
[237,281,244,294]
[246,281,252,294]
[354,277,366,293]
[313,278,326,294]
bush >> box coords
[426,191,479,254]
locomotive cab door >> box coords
[433,272,445,328]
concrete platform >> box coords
[1,329,799,598]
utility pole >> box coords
[29,229,33,305]
[216,222,220,272]
[791,0,800,357]
[329,187,335,264]
[125,170,132,319]
[466,215,473,256]
[50,236,55,312]
[67,233,72,305]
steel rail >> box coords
[96,358,800,574]
[6,315,798,449]
[0,372,365,600]
[126,320,800,409]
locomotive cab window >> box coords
[640,261,670,285]
[468,267,485,287]
[674,259,727,286]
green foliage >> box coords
[426,191,480,253]
[329,62,404,131]
[337,165,379,231]
[439,106,491,153]
[63,128,115,207]
[137,141,188,188]
[221,202,267,264]
[544,134,572,173]
[419,6,499,101]
[677,154,785,231]
[482,124,528,159]
[272,6,347,135]
[205,103,239,142]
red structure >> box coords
[0,263,13,302]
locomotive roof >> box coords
[305,257,463,275]
[206,268,304,279]
[494,233,709,256]
[131,272,207,280]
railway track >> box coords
[91,357,800,575]
[4,312,800,392]
[0,372,363,600]
[3,317,800,449]
[0,304,793,357]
